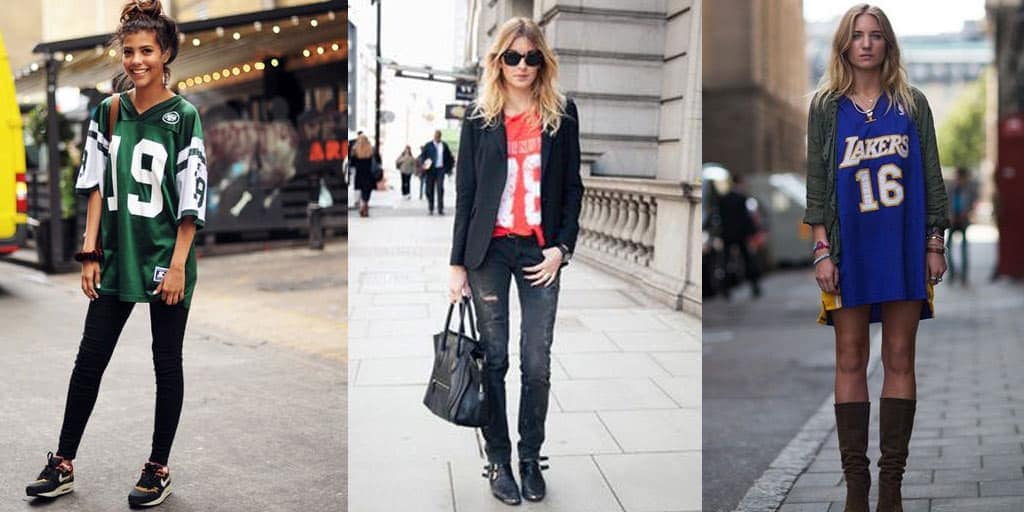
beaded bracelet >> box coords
[813,253,831,266]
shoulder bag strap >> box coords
[108,94,120,139]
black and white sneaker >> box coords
[127,463,172,508]
[26,451,74,498]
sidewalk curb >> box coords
[732,327,883,512]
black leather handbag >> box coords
[423,298,489,427]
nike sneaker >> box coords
[26,451,74,498]
[128,462,172,508]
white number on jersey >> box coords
[854,163,904,213]
[105,136,168,219]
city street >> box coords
[0,242,346,511]
[706,229,1024,511]
[347,171,701,512]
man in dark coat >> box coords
[718,175,762,297]
[419,130,455,215]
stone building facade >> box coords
[704,0,806,178]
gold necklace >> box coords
[850,92,880,123]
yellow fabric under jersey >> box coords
[818,281,935,325]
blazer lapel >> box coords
[488,115,509,202]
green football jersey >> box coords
[75,93,207,308]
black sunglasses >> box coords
[501,49,544,67]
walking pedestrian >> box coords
[419,129,454,215]
[804,5,948,512]
[351,134,378,217]
[25,0,207,507]
[718,175,762,298]
[946,167,977,285]
[396,145,417,200]
[448,16,583,506]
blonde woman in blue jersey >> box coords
[25,0,206,508]
[804,5,948,512]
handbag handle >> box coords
[440,297,479,353]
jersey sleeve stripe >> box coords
[75,119,107,196]
[175,136,207,227]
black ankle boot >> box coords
[519,458,548,501]
[483,463,521,505]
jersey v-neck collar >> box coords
[120,92,181,120]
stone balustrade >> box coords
[575,176,700,313]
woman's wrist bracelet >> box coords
[926,247,946,255]
[73,249,103,262]
[813,253,831,266]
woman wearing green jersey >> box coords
[26,0,206,507]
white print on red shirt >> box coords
[497,152,541,227]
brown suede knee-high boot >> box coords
[877,397,916,512]
[835,402,871,512]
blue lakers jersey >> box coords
[830,94,932,324]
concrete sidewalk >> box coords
[348,170,701,512]
[0,244,345,512]
[776,240,1024,512]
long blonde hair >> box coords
[813,4,916,117]
[352,134,373,159]
[472,17,566,134]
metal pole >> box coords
[45,55,63,272]
[374,0,382,151]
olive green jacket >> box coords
[803,86,949,264]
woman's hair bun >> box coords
[120,0,164,23]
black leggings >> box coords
[56,295,189,466]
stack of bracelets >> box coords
[926,228,945,255]
[812,240,830,266]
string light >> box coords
[178,81,186,89]
[331,43,340,51]
[253,21,262,31]
[212,71,221,80]
[30,63,38,72]
[233,32,241,40]
[215,27,224,37]
[310,19,318,27]
[255,62,266,70]
[272,25,280,34]
[243,63,251,72]
[316,46,325,55]
[232,67,240,76]
[203,74,211,83]
[303,49,311,58]
[192,38,201,47]
[222,68,230,76]
[108,49,117,57]
[186,78,194,86]
[64,54,74,62]
[269,59,278,67]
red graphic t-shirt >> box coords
[492,110,545,246]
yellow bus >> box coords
[0,32,27,255]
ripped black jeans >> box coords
[467,235,560,464]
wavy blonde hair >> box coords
[813,4,916,117]
[352,134,373,159]
[472,17,566,134]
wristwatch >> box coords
[557,244,572,264]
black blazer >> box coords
[450,99,584,269]
[418,140,455,173]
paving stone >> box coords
[556,352,672,379]
[982,479,1024,497]
[552,378,679,411]
[932,496,1024,511]
[595,452,701,511]
[599,408,701,452]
